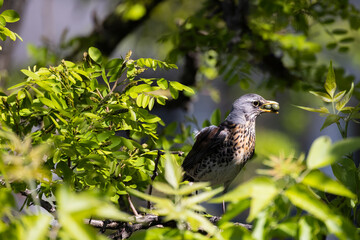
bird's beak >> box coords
[260,100,279,114]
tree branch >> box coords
[20,189,56,214]
[87,214,252,239]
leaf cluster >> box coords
[0,0,22,50]
[0,46,194,239]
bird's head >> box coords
[226,93,279,124]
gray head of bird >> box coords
[225,93,279,124]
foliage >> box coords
[297,61,359,136]
[0,43,195,238]
[0,0,22,50]
[1,1,360,240]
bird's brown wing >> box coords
[182,125,229,172]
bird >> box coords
[182,93,279,212]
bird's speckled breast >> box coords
[193,121,256,187]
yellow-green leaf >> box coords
[302,170,356,199]
[324,61,336,98]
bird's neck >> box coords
[225,111,254,125]
[221,118,256,131]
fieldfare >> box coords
[182,94,279,211]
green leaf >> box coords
[7,81,27,90]
[324,61,336,98]
[219,199,250,225]
[299,216,316,240]
[333,90,346,102]
[247,177,278,222]
[302,170,356,199]
[320,114,340,131]
[0,0,3,8]
[152,182,178,195]
[123,3,146,21]
[252,210,268,240]
[39,97,56,109]
[127,188,170,205]
[285,184,331,221]
[128,84,152,93]
[105,58,123,69]
[329,137,360,158]
[136,93,143,107]
[336,82,353,111]
[212,177,272,204]
[20,215,52,240]
[83,112,101,120]
[169,84,179,99]
[157,78,168,89]
[148,97,155,111]
[331,158,358,197]
[170,81,194,95]
[0,15,5,26]
[307,136,360,170]
[210,109,221,126]
[285,185,357,239]
[120,137,134,150]
[21,69,40,80]
[141,94,150,108]
[177,182,210,196]
[88,47,102,64]
[164,154,182,189]
[1,10,20,23]
[182,187,223,208]
[306,136,332,169]
[296,106,329,113]
[309,91,332,102]
[58,186,132,240]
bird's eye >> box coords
[252,101,260,107]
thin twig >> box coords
[20,189,56,214]
[127,194,139,216]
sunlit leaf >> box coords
[157,78,168,89]
[20,215,52,240]
[123,3,146,21]
[1,10,20,23]
[148,97,155,111]
[285,184,331,221]
[306,136,332,169]
[309,91,332,102]
[333,90,346,102]
[169,84,179,99]
[296,106,329,113]
[21,69,40,80]
[324,61,336,98]
[164,154,182,189]
[88,47,102,64]
[329,137,360,158]
[219,199,250,225]
[336,82,353,111]
[247,177,278,222]
[302,170,356,199]
[182,187,223,207]
[178,182,210,195]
